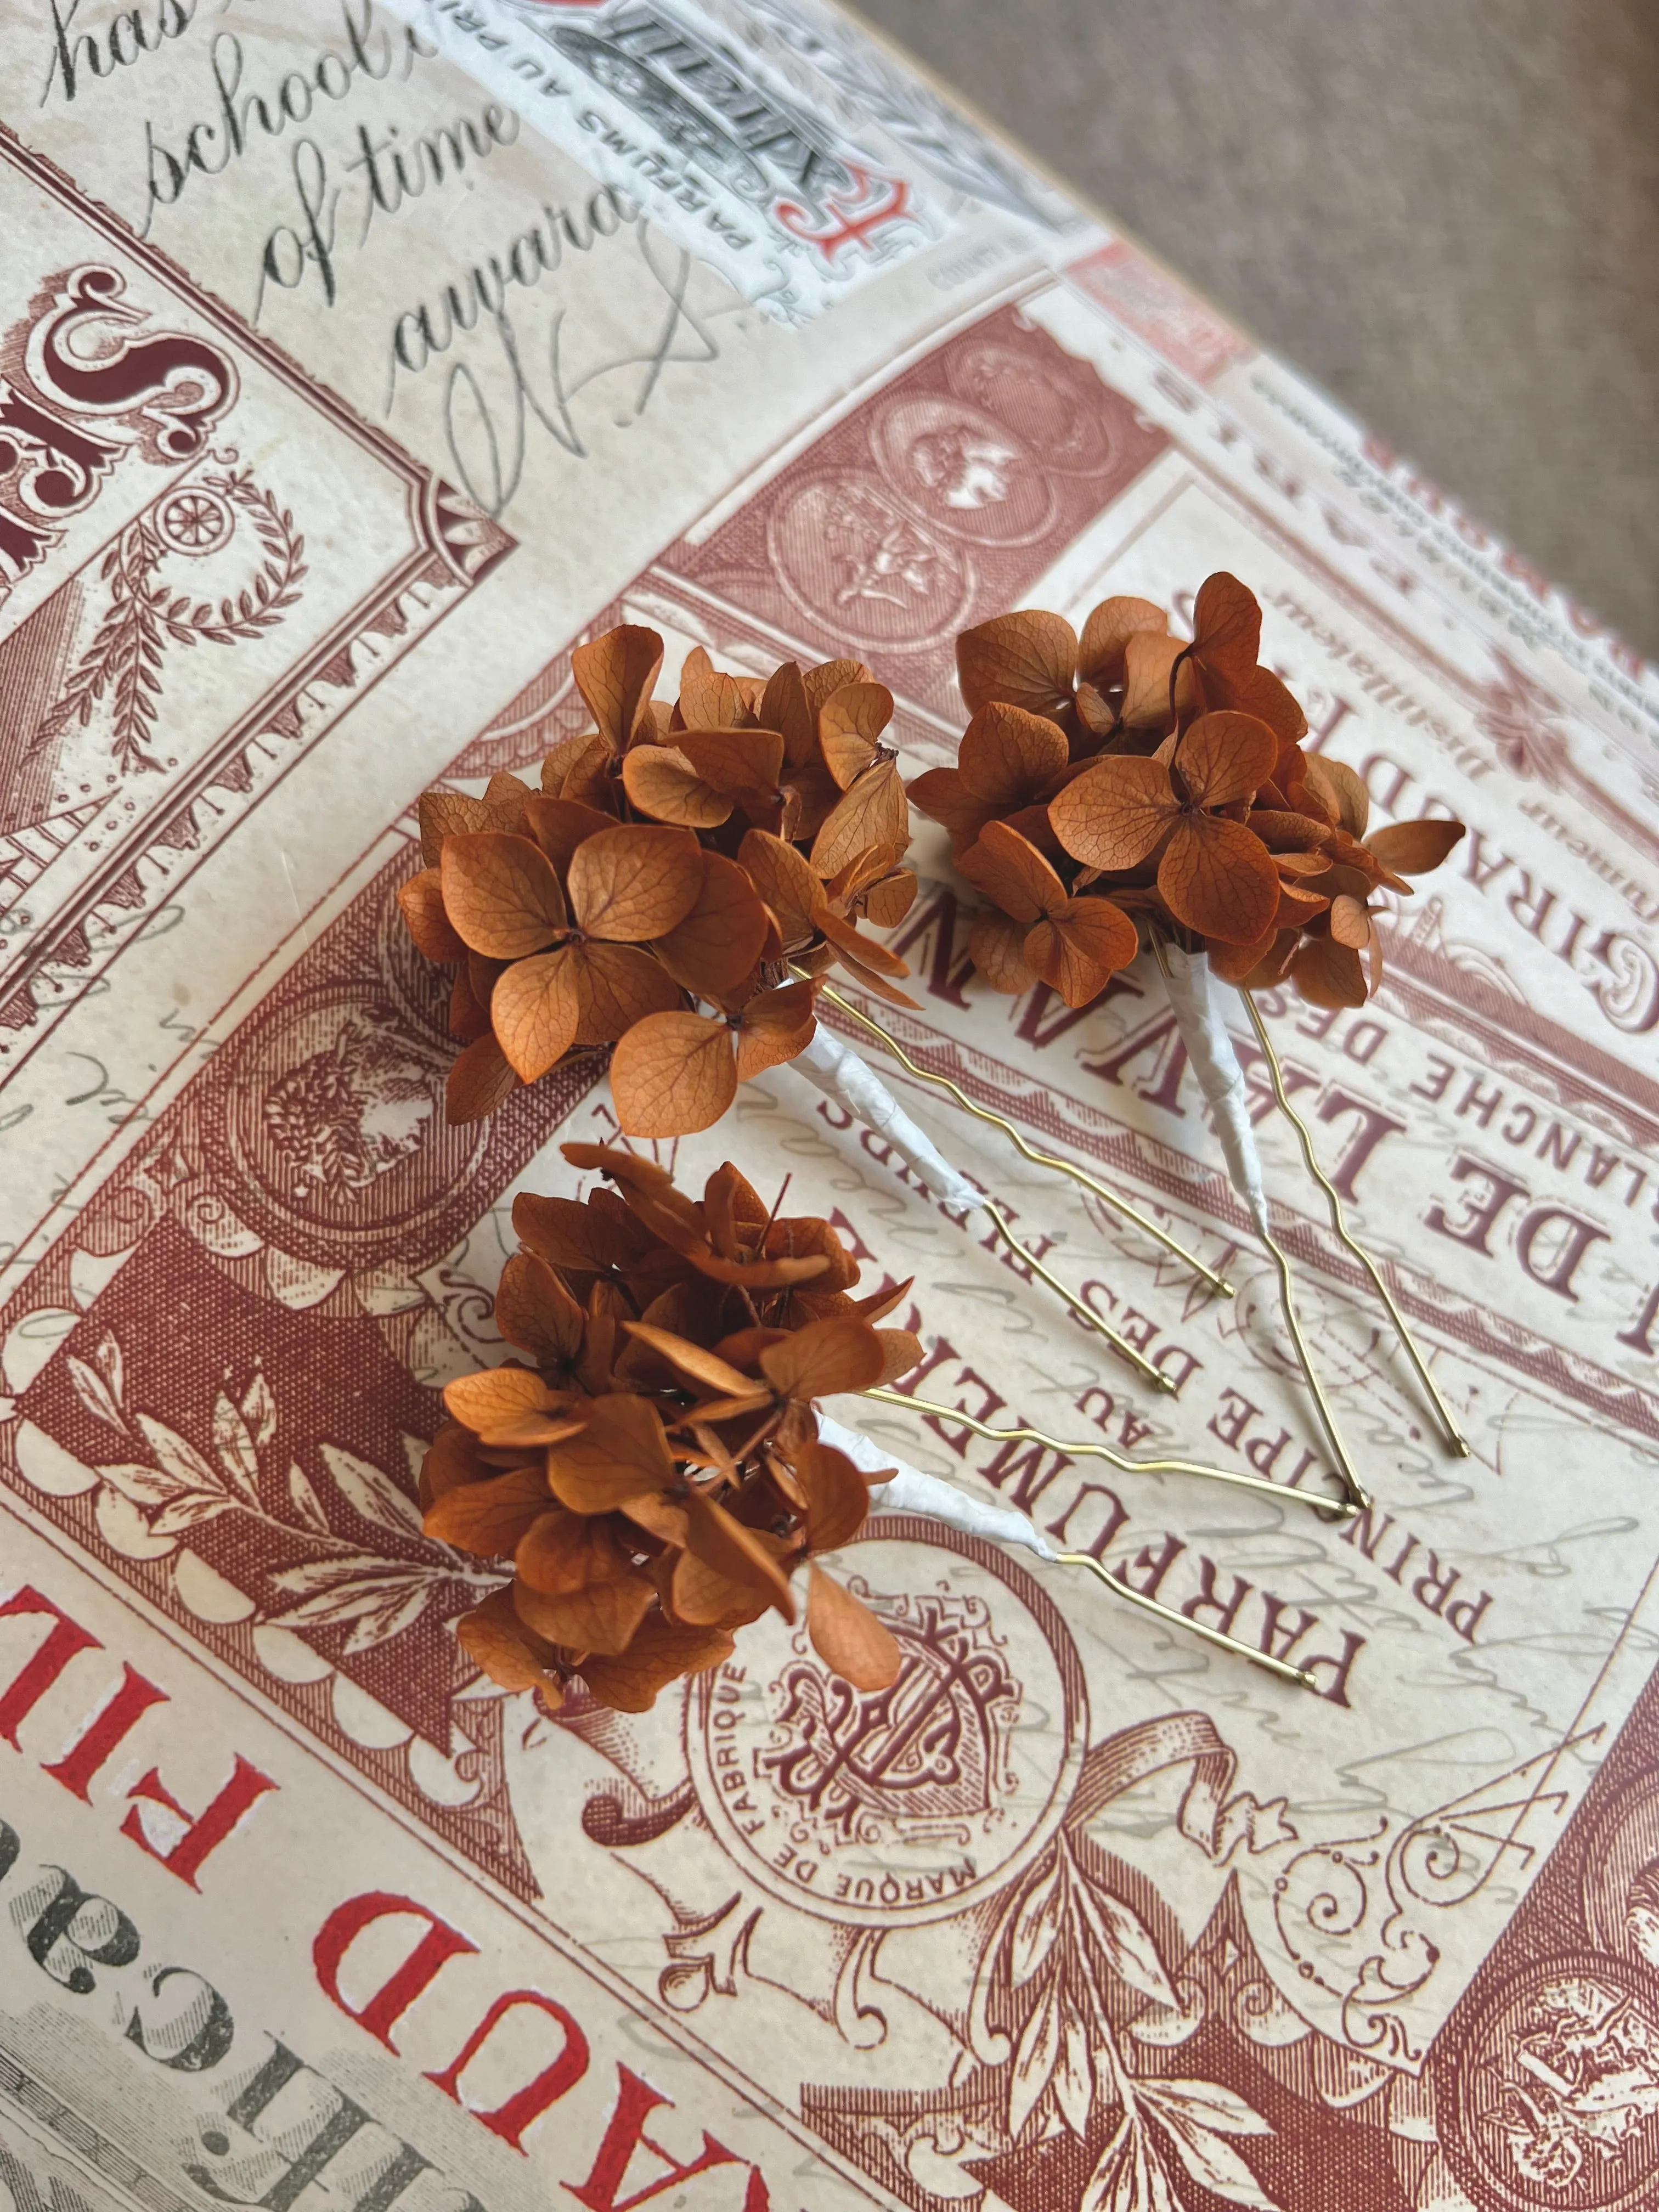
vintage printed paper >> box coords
[0,7,1655,2212]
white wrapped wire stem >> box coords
[1153,940,1369,1511]
[804,978,1234,1298]
[817,1413,1317,1689]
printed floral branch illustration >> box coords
[35,466,307,776]
[976,1829,1280,2210]
[65,1328,498,1654]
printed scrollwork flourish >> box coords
[35,464,307,775]
[63,1325,500,1650]
[970,1828,1282,2210]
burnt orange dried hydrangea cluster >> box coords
[912,573,1465,1007]
[400,624,918,1135]
[425,1143,919,1713]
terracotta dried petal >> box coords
[670,1547,772,1630]
[447,1031,518,1124]
[441,833,567,959]
[967,910,1035,994]
[958,821,1066,924]
[539,730,614,808]
[610,1009,737,1138]
[1077,596,1168,687]
[444,1363,558,1436]
[958,699,1070,806]
[678,726,785,797]
[1191,572,1261,681]
[419,1421,487,1510]
[417,789,489,869]
[494,1251,585,1369]
[738,828,819,944]
[818,681,894,789]
[1329,894,1374,950]
[546,1391,675,1514]
[760,1316,885,1400]
[1292,933,1369,1009]
[522,793,619,873]
[794,1440,870,1552]
[682,1492,795,1620]
[1158,816,1282,945]
[830,946,921,1011]
[905,766,994,849]
[515,1508,642,1601]
[513,1188,645,1273]
[1225,664,1307,744]
[652,853,770,997]
[424,1466,550,1555]
[1121,631,1191,730]
[815,904,907,978]
[579,1612,734,1712]
[620,1322,757,1400]
[448,968,491,1044]
[1175,712,1279,810]
[807,1566,901,1690]
[398,870,467,963]
[810,759,909,882]
[515,1567,655,1658]
[1309,756,1369,837]
[733,980,817,1081]
[567,940,682,1048]
[490,948,583,1082]
[803,657,872,716]
[678,647,754,732]
[456,1588,565,1702]
[873,1328,923,1387]
[568,825,703,941]
[1025,896,1139,1006]
[760,661,815,766]
[1048,754,1175,870]
[1365,819,1466,874]
[572,624,663,750]
[861,870,916,928]
[956,610,1077,719]
[620,745,732,828]
[1206,930,1279,985]
[1249,810,1333,853]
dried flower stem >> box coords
[811,978,1235,1295]
[1241,990,1471,1459]
[867,1384,1356,1519]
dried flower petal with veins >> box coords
[428,1146,915,1713]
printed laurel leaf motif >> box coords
[320,1442,425,1541]
[287,1459,334,1537]
[97,1460,194,1509]
[1074,1872,1181,2010]
[1007,1859,1065,1987]
[1053,2000,1096,2138]
[1081,2118,1177,2212]
[66,1352,126,1434]
[211,1390,262,1505]
[241,1367,278,1447]
[1138,2088,1280,2210]
[133,1413,229,1499]
[1138,2081,1273,2138]
[268,1555,439,1624]
[1007,1985,1061,2141]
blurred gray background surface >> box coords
[853,0,1659,663]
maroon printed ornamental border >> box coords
[0,126,514,1079]
[0,278,1652,2211]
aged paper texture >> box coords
[0,8,1655,2212]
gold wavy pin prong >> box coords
[868,1385,1359,1521]
[1052,1548,1319,1690]
[1242,989,1471,1460]
[810,978,1236,1301]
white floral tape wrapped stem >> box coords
[1155,942,1367,1508]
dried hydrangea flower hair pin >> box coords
[912,572,1470,1510]
[399,620,1349,1698]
